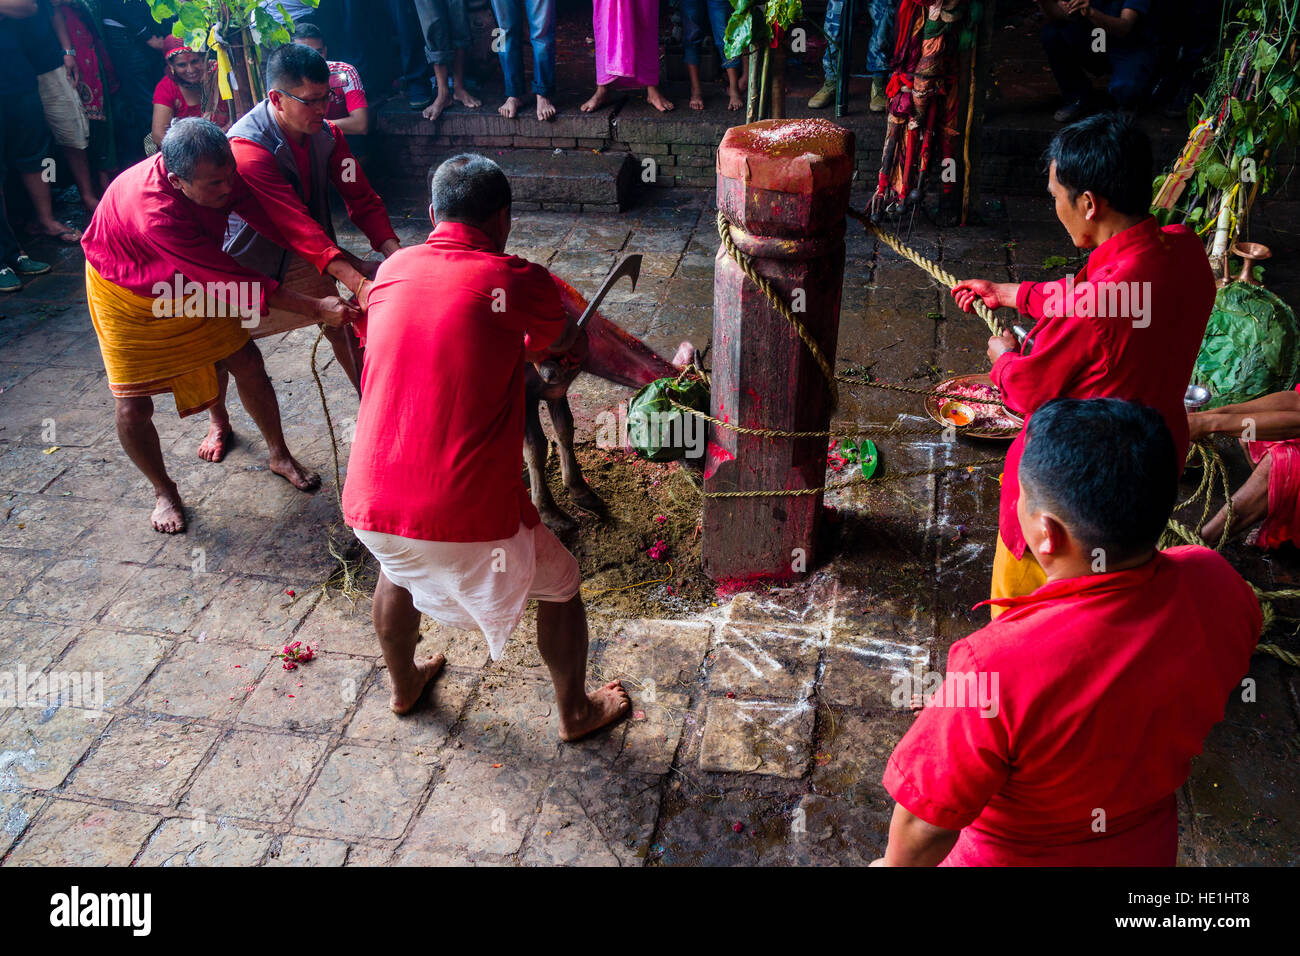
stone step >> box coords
[425,148,638,213]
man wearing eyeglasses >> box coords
[202,42,400,464]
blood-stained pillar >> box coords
[702,119,855,582]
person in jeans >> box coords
[490,0,556,121]
[680,0,742,111]
[1038,0,1157,123]
[414,0,481,121]
[809,0,894,111]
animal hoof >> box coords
[540,506,578,533]
[567,486,608,516]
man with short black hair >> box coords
[81,118,357,533]
[952,113,1216,612]
[876,398,1260,866]
[203,42,402,463]
[292,22,369,138]
[343,153,629,740]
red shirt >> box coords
[152,72,230,127]
[992,218,1215,558]
[82,153,287,311]
[342,222,566,542]
[883,546,1260,866]
[229,122,397,275]
[326,60,366,121]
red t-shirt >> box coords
[152,72,229,128]
[326,60,366,121]
[82,153,287,312]
[991,218,1216,559]
[883,546,1261,866]
[342,222,566,542]
[229,120,397,275]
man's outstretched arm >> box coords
[872,803,962,866]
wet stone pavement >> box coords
[1,187,1298,866]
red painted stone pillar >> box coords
[702,119,855,583]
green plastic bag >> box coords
[627,377,711,462]
[1193,283,1300,408]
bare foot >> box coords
[646,87,674,112]
[151,484,186,534]
[559,680,631,741]
[269,454,321,491]
[390,654,446,715]
[197,422,232,462]
[580,85,611,113]
[689,87,704,110]
[454,87,481,109]
[499,96,521,118]
[423,92,452,122]
[727,89,744,111]
[536,94,557,121]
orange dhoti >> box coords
[989,533,1048,618]
[85,262,250,417]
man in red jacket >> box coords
[876,398,1260,866]
[343,154,629,740]
[952,112,1216,614]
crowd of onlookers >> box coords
[0,0,1224,292]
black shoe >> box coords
[1053,99,1089,123]
[408,87,433,110]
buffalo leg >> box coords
[548,397,607,516]
[525,394,577,532]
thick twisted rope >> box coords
[847,208,1001,335]
[697,455,1006,497]
[716,210,839,407]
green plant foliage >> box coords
[724,0,803,61]
[147,0,318,50]
[1153,1,1300,214]
[1194,282,1300,407]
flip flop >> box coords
[33,224,81,244]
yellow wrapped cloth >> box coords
[988,535,1048,619]
[85,262,250,417]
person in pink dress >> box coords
[1190,385,1300,548]
[580,0,673,113]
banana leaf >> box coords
[627,377,711,462]
[1194,282,1300,408]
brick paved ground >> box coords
[1,184,1297,866]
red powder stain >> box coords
[714,571,794,600]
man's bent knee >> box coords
[221,339,268,379]
[114,396,154,426]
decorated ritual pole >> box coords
[702,119,855,582]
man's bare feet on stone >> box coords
[689,86,704,110]
[727,89,744,110]
[269,454,321,491]
[198,422,232,462]
[559,679,630,741]
[536,94,557,121]
[423,92,452,122]
[454,87,481,109]
[391,653,446,715]
[580,85,611,112]
[151,484,186,534]
[499,96,521,118]
[646,86,674,112]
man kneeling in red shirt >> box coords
[343,154,630,739]
[877,398,1261,866]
